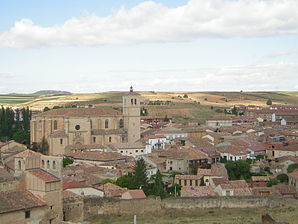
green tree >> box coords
[133,158,148,190]
[116,173,134,189]
[231,106,238,115]
[225,160,251,181]
[287,164,298,173]
[266,99,272,105]
[151,170,167,198]
[37,137,49,155]
[183,94,188,98]
[43,107,50,112]
[276,174,289,183]
[63,157,74,167]
[267,178,278,187]
[166,184,181,197]
[12,130,29,144]
[101,179,116,184]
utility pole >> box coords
[134,215,137,224]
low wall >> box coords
[63,196,298,222]
[162,196,294,209]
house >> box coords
[63,178,104,197]
[251,176,270,188]
[97,183,127,198]
[267,144,298,159]
[206,118,232,128]
[181,186,217,197]
[121,189,146,199]
[146,135,167,152]
[213,180,252,196]
[108,142,147,157]
[197,163,228,186]
[174,175,202,187]
[0,190,48,224]
[288,171,298,191]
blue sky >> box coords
[0,0,298,93]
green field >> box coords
[87,206,298,224]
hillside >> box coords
[1,91,298,123]
[33,90,72,95]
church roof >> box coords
[36,107,122,117]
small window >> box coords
[18,160,22,170]
[131,99,134,105]
[136,150,138,153]
[105,120,109,129]
[141,150,144,152]
[109,137,112,142]
[93,137,96,143]
[42,160,45,168]
[119,119,124,128]
[195,180,198,186]
[25,210,30,219]
[52,161,56,169]
[184,180,187,186]
[179,180,182,185]
[75,125,80,130]
[120,151,123,153]
[60,139,63,144]
[90,120,92,129]
[54,120,58,130]
[190,180,193,186]
[134,99,137,104]
[47,160,50,169]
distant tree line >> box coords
[0,106,31,145]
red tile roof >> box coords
[182,186,218,197]
[124,190,146,199]
[14,149,41,158]
[63,178,87,190]
[0,190,46,214]
[28,169,60,183]
[289,171,298,179]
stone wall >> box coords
[63,196,298,222]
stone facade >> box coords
[31,89,141,156]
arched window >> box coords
[47,160,50,169]
[131,99,134,105]
[42,160,45,168]
[109,137,112,142]
[119,119,124,128]
[54,120,58,130]
[134,99,137,105]
[105,119,109,129]
[53,161,56,169]
[18,160,22,170]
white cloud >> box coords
[1,0,298,48]
[0,73,15,78]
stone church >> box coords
[30,87,141,156]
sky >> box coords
[0,0,298,93]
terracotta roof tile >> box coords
[0,190,46,214]
[28,169,60,183]
[14,149,41,158]
[182,186,218,197]
[63,178,87,190]
[289,171,298,179]
[124,190,146,199]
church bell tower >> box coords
[123,86,141,143]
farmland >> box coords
[1,91,298,123]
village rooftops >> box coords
[28,169,60,183]
[0,190,46,214]
[35,107,122,117]
[108,142,145,149]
